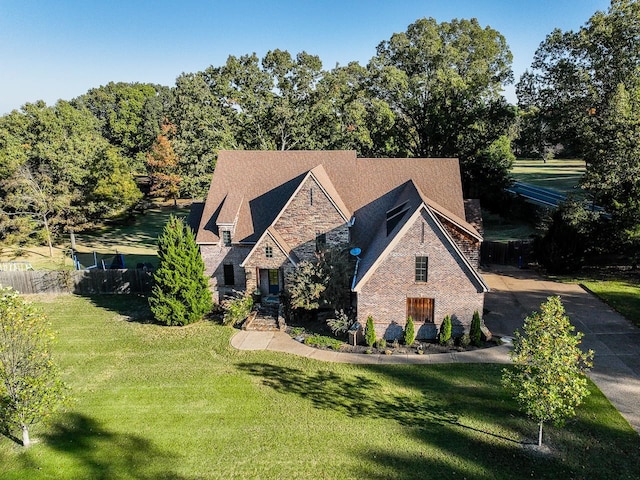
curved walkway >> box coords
[231,265,640,434]
[231,329,512,365]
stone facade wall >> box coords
[242,232,295,294]
[357,211,485,340]
[200,244,251,301]
[274,175,349,262]
[201,174,350,299]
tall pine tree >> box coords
[149,215,212,326]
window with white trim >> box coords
[415,256,428,282]
[222,230,231,246]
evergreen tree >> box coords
[365,315,376,347]
[404,315,415,346]
[470,310,482,347]
[149,215,212,326]
[439,315,452,345]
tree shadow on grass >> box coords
[238,362,459,428]
[40,412,186,480]
[237,362,582,479]
[86,294,155,324]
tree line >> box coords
[1,1,639,271]
[521,0,640,270]
[0,16,515,250]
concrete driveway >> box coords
[482,265,640,434]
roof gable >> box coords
[241,226,300,268]
[353,200,488,293]
[196,151,470,245]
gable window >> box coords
[222,230,231,246]
[407,297,434,323]
[415,256,428,282]
[223,264,235,286]
[265,245,273,258]
[316,232,326,251]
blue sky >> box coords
[0,0,610,115]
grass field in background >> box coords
[482,158,586,242]
[511,159,586,196]
[0,204,190,270]
[1,295,638,480]
[481,211,538,242]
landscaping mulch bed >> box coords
[285,324,498,355]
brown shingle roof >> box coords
[196,150,471,244]
[351,180,488,293]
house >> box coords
[194,150,488,340]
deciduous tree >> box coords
[0,100,142,251]
[519,1,640,261]
[286,261,327,311]
[502,296,593,446]
[0,286,68,447]
[146,123,182,207]
[367,17,515,200]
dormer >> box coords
[386,200,410,235]
[216,194,244,247]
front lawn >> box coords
[1,295,638,479]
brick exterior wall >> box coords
[357,210,485,341]
[273,175,349,262]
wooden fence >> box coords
[0,269,153,295]
[480,240,534,266]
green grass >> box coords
[583,280,640,327]
[511,159,586,196]
[0,204,190,270]
[482,211,538,242]
[1,295,638,479]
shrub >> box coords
[326,309,352,336]
[376,338,387,349]
[470,310,482,347]
[365,316,376,347]
[404,315,416,346]
[286,261,327,310]
[439,315,452,345]
[289,326,305,336]
[304,335,343,350]
[222,293,254,326]
[459,333,471,348]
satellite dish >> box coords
[350,247,361,257]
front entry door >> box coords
[268,269,280,294]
